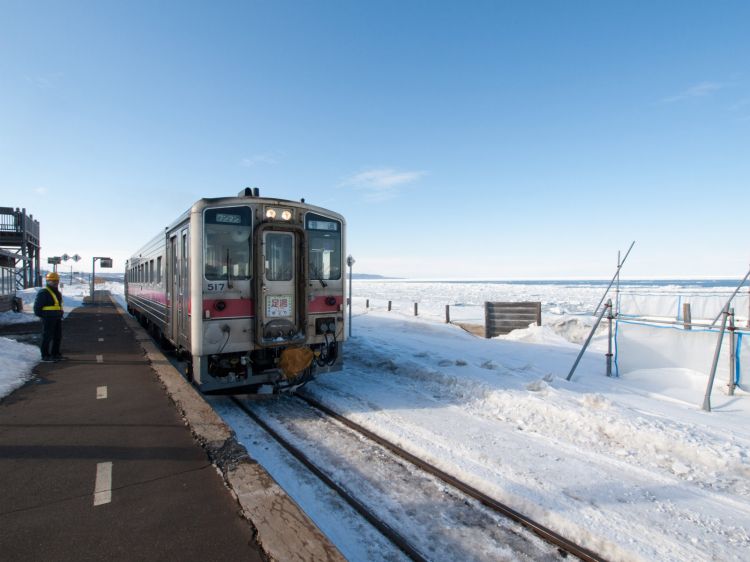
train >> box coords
[125,188,346,393]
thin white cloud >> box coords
[342,168,427,202]
[34,187,48,195]
[662,81,723,103]
[240,153,280,167]
[25,72,64,89]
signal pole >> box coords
[346,255,355,338]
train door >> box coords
[178,228,190,348]
[168,235,178,343]
[256,227,304,343]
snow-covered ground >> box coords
[2,279,749,560]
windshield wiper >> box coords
[310,263,327,287]
[226,249,233,288]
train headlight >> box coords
[265,207,293,221]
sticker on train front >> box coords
[266,295,293,317]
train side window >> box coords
[306,213,342,281]
[157,256,162,284]
[204,206,252,281]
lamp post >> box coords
[91,256,113,300]
[346,255,355,338]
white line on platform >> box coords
[96,355,104,363]
[98,338,104,342]
[97,386,108,400]
[93,462,112,506]
[98,327,103,331]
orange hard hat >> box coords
[46,272,60,282]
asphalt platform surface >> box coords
[0,297,264,561]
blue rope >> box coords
[616,318,750,335]
[736,332,743,385]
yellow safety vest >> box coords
[42,287,63,311]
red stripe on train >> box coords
[203,298,255,318]
[308,295,343,313]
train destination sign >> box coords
[308,220,338,231]
[266,295,293,317]
[216,213,242,224]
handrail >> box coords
[0,208,40,236]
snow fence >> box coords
[614,291,750,390]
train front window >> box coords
[306,213,341,281]
[204,206,252,281]
[265,233,293,281]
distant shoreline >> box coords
[353,277,746,287]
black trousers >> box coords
[40,316,62,358]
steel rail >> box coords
[296,392,607,562]
[229,396,429,562]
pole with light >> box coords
[346,255,355,338]
[91,256,113,299]
[47,256,62,273]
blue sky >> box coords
[1,1,748,279]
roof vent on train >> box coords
[238,187,261,197]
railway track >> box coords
[229,393,606,562]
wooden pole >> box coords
[388,300,392,312]
[683,303,692,330]
[445,304,450,323]
[414,303,418,316]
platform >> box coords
[0,294,343,561]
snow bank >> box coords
[0,336,40,398]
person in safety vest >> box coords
[34,271,65,362]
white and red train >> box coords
[125,188,346,393]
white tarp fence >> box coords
[615,321,748,388]
[615,290,750,391]
[618,291,750,323]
